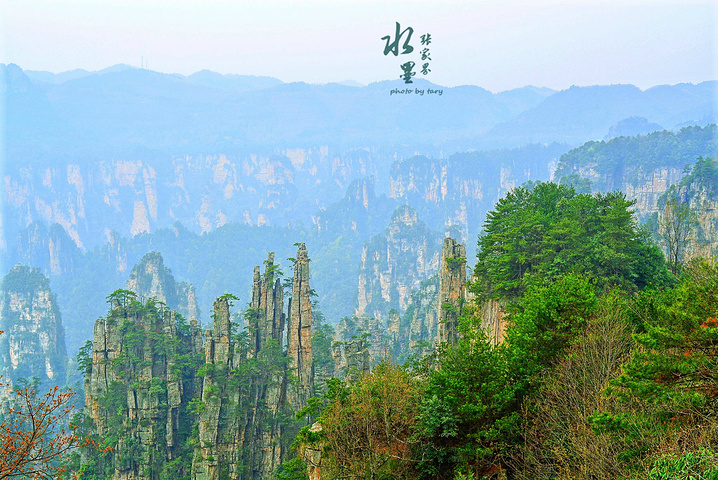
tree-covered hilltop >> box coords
[473,182,670,300]
[297,184,718,480]
[555,124,718,191]
[670,155,718,196]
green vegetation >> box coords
[474,182,670,299]
[49,170,718,479]
[675,156,718,194]
[77,296,203,479]
[554,125,718,189]
[296,183,715,480]
[0,265,50,293]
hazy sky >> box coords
[1,0,716,92]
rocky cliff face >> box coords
[621,167,686,219]
[401,276,440,359]
[2,149,388,256]
[657,157,718,259]
[287,244,314,407]
[388,146,566,251]
[314,177,385,237]
[85,245,318,479]
[553,126,717,221]
[126,252,200,322]
[334,315,383,371]
[479,298,507,346]
[192,292,286,480]
[14,222,82,277]
[560,163,686,220]
[192,245,316,480]
[355,205,441,324]
[0,265,68,389]
[340,236,473,363]
[437,238,467,346]
[85,292,203,479]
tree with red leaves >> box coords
[0,383,84,480]
[0,330,107,480]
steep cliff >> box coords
[334,315,384,370]
[191,258,287,480]
[400,276,440,360]
[341,237,475,362]
[313,177,393,238]
[192,292,288,480]
[2,147,390,257]
[83,246,318,479]
[311,176,397,324]
[126,252,200,322]
[287,243,314,407]
[554,125,718,219]
[479,298,507,346]
[388,145,568,252]
[355,205,442,324]
[192,246,316,480]
[437,238,467,346]
[656,157,718,259]
[14,222,82,277]
[0,265,68,389]
[84,291,203,479]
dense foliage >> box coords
[554,125,718,188]
[297,185,715,480]
[6,171,717,479]
[473,182,670,299]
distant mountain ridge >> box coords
[486,82,717,146]
[3,63,714,156]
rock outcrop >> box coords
[388,147,566,252]
[287,243,314,407]
[14,222,82,277]
[479,298,507,346]
[84,291,203,479]
[402,276,440,358]
[192,246,316,480]
[343,338,370,381]
[437,238,467,346]
[191,256,287,480]
[657,156,718,259]
[330,333,370,382]
[0,265,68,390]
[355,205,442,324]
[553,126,718,221]
[126,252,200,322]
[334,315,384,369]
[85,246,318,480]
[192,296,239,480]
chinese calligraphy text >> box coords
[381,22,433,84]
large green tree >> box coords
[474,182,670,300]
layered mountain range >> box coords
[2,63,717,357]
